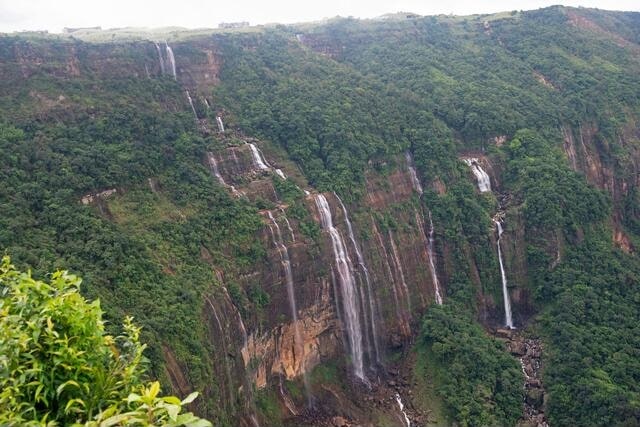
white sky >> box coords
[1,0,638,33]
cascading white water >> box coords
[495,220,514,329]
[185,90,197,119]
[204,98,211,109]
[463,158,491,192]
[266,211,312,403]
[335,194,382,365]
[425,211,443,305]
[314,194,365,380]
[405,152,423,195]
[388,230,411,312]
[395,393,411,427]
[154,42,166,75]
[207,152,226,186]
[165,43,177,79]
[275,168,286,179]
[280,208,295,243]
[248,143,270,170]
[216,116,225,132]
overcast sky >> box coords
[1,0,638,33]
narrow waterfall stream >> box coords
[463,158,492,192]
[495,220,514,329]
[395,393,411,427]
[216,116,225,132]
[265,211,312,403]
[314,194,366,381]
[405,152,423,195]
[185,90,197,119]
[426,212,443,305]
[165,43,177,79]
[248,143,271,170]
[154,42,166,75]
[335,194,382,366]
[206,152,241,196]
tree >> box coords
[0,256,211,427]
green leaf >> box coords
[181,391,199,405]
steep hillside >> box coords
[1,6,639,427]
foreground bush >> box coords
[0,256,211,426]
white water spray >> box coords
[165,43,177,79]
[275,168,286,179]
[463,158,491,192]
[314,194,365,380]
[395,393,411,427]
[185,90,197,119]
[154,42,166,75]
[335,194,382,365]
[426,211,443,305]
[405,152,423,195]
[216,116,225,132]
[495,220,514,328]
[248,143,270,170]
[266,211,312,401]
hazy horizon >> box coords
[1,0,639,33]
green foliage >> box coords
[418,305,523,427]
[0,256,211,427]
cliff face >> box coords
[2,34,533,426]
[562,123,640,253]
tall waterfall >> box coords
[165,43,177,79]
[314,194,365,380]
[335,194,382,365]
[154,42,166,75]
[463,158,491,192]
[275,169,287,179]
[216,116,225,132]
[405,152,423,195]
[416,211,443,305]
[248,143,270,170]
[265,212,312,402]
[495,220,514,328]
[185,90,197,119]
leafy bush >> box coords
[0,256,211,427]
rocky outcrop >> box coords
[561,123,640,252]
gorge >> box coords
[1,5,640,427]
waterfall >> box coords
[495,220,514,329]
[165,43,177,79]
[314,194,365,381]
[204,296,235,412]
[275,168,286,179]
[405,152,423,195]
[207,152,226,186]
[426,212,443,305]
[216,116,225,132]
[154,42,166,75]
[266,211,312,402]
[207,152,242,197]
[204,98,211,109]
[185,90,197,119]
[463,158,491,192]
[388,230,411,313]
[335,194,382,365]
[281,208,296,243]
[248,143,270,170]
[395,393,411,427]
[371,220,408,336]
